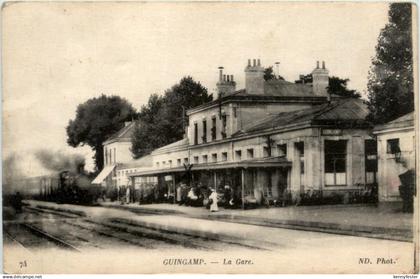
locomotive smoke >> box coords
[3,153,26,194]
[35,149,86,174]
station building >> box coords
[108,59,380,206]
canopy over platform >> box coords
[92,165,116,184]
[128,156,291,177]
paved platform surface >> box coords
[100,201,414,241]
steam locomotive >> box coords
[37,170,102,205]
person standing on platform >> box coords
[209,188,219,212]
[126,186,130,204]
[176,184,182,205]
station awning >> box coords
[128,156,291,177]
[92,165,116,184]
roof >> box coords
[103,122,136,145]
[128,156,291,177]
[152,138,189,154]
[119,155,153,169]
[187,81,327,115]
[234,97,370,136]
[224,80,314,97]
[373,112,415,132]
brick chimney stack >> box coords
[216,66,236,97]
[245,58,265,95]
[311,60,329,97]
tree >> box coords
[66,95,137,171]
[264,66,284,81]
[130,94,165,158]
[327,76,361,98]
[131,77,212,158]
[367,3,414,124]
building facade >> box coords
[122,59,378,207]
[373,112,415,202]
[92,121,136,187]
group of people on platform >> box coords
[115,181,289,211]
[175,183,240,212]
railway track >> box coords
[4,222,81,252]
[7,204,268,252]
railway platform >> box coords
[27,200,413,242]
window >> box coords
[114,148,117,163]
[277,144,287,157]
[325,140,347,186]
[194,156,199,164]
[202,155,208,164]
[222,152,228,161]
[184,158,189,164]
[387,138,400,154]
[168,160,172,168]
[177,159,181,166]
[233,107,237,118]
[263,146,270,158]
[202,119,207,143]
[365,139,377,184]
[295,142,305,187]
[162,161,166,166]
[212,153,218,162]
[247,148,254,159]
[295,142,304,157]
[235,150,242,161]
[211,117,217,141]
[194,123,198,145]
[156,162,160,168]
[221,114,227,139]
[105,148,108,165]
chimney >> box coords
[311,60,329,97]
[245,58,265,95]
[216,66,236,97]
[275,62,280,78]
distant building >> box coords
[373,112,415,202]
[120,59,378,207]
[92,121,136,187]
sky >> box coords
[2,2,390,175]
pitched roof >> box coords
[222,79,313,97]
[187,81,326,114]
[373,112,414,132]
[119,155,153,169]
[234,97,370,136]
[103,121,136,145]
[152,138,189,154]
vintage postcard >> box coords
[2,1,419,274]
